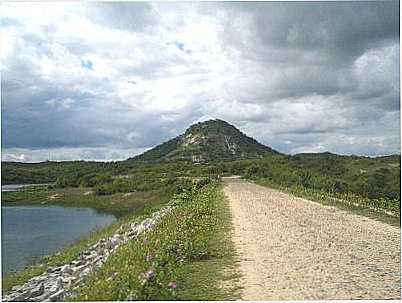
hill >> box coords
[1,119,400,205]
[128,119,279,163]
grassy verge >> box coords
[1,187,174,218]
[1,188,173,295]
[70,182,240,300]
[253,178,400,227]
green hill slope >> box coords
[128,119,279,163]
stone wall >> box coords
[3,206,174,302]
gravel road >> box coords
[223,178,400,300]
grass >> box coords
[253,178,401,227]
[173,185,240,300]
[70,182,240,300]
[1,186,174,218]
[1,187,174,295]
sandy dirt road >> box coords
[223,178,400,300]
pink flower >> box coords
[168,281,177,289]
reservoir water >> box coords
[1,184,51,192]
[1,205,116,276]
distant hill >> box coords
[1,119,399,202]
[127,119,279,163]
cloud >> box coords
[84,2,154,32]
[1,147,148,162]
[0,1,399,162]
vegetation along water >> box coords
[1,119,400,300]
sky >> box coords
[0,1,400,162]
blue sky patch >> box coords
[81,59,94,70]
[175,41,185,51]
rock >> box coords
[61,276,75,285]
[90,243,98,250]
[31,293,49,302]
[81,268,92,276]
[45,284,57,294]
[76,263,90,272]
[48,289,65,302]
[61,266,74,275]
[6,291,29,301]
[53,267,62,272]
[31,283,44,297]
[55,265,70,273]
[2,205,174,302]
[30,275,47,283]
[71,260,83,266]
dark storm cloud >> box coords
[221,1,398,58]
[216,0,399,100]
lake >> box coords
[1,205,116,276]
[1,184,51,192]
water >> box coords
[2,184,51,192]
[1,205,116,276]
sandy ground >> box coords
[223,178,401,300]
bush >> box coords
[298,171,313,189]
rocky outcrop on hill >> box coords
[128,119,279,163]
[3,206,174,302]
